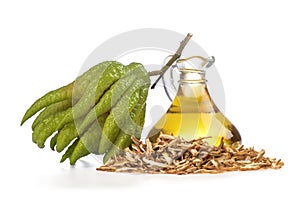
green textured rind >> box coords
[56,123,78,152]
[121,87,149,138]
[60,139,79,163]
[32,99,72,130]
[103,134,131,164]
[69,141,90,165]
[77,63,143,134]
[32,62,123,148]
[32,111,65,147]
[21,83,73,125]
[139,103,147,131]
[98,70,149,154]
[103,107,143,163]
[72,61,113,99]
[103,87,148,163]
[137,87,148,130]
[56,61,124,130]
[23,60,151,166]
[98,87,141,154]
[50,133,59,151]
[71,61,124,120]
[69,120,102,165]
[67,113,109,165]
[98,112,109,129]
[21,61,113,125]
[103,104,147,163]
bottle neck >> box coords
[170,68,218,113]
[179,68,206,82]
[178,68,207,98]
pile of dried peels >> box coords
[97,133,284,174]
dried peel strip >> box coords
[97,133,284,174]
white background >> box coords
[1,0,299,199]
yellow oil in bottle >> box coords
[148,69,241,146]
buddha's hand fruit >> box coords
[21,61,150,165]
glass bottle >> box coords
[147,68,241,146]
